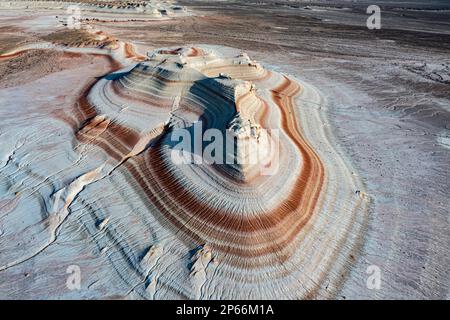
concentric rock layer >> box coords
[57,45,368,298]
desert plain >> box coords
[0,0,449,300]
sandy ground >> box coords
[0,1,449,299]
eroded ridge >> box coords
[60,45,368,299]
[0,0,190,18]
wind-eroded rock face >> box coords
[0,42,368,299]
[56,45,368,298]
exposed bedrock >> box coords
[38,45,368,298]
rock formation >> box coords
[53,45,368,298]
